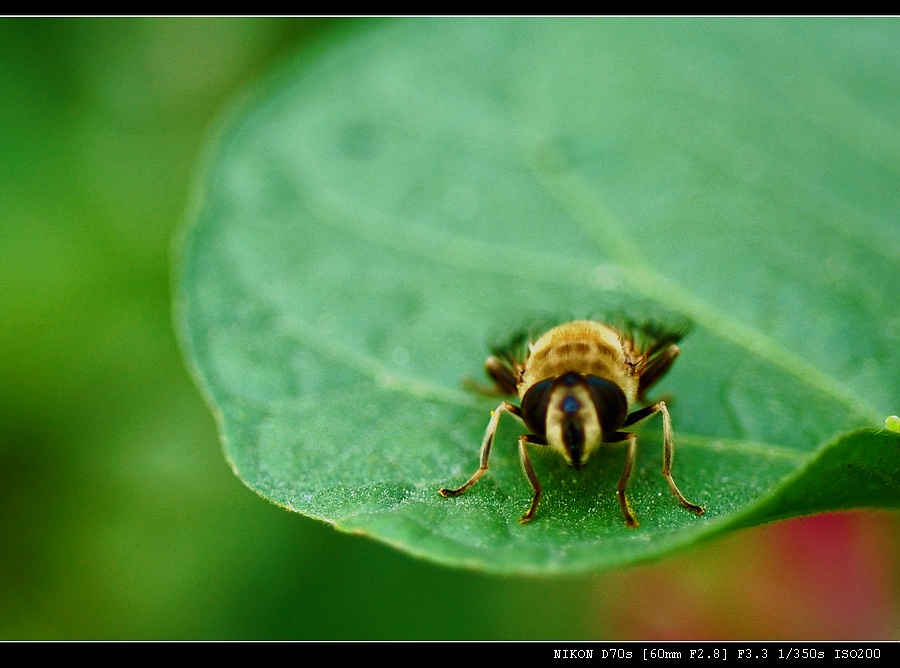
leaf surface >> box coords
[176,19,900,573]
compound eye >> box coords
[585,376,628,438]
[520,377,554,436]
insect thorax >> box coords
[519,321,639,403]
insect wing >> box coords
[488,327,531,370]
[628,318,690,360]
[603,307,691,360]
[487,316,560,367]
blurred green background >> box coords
[0,18,897,640]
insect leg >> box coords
[518,433,547,523]
[485,356,520,395]
[440,401,521,498]
[462,356,519,396]
[657,401,704,516]
[607,431,640,528]
[636,344,680,402]
[621,402,658,428]
[623,401,704,516]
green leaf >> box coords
[175,19,900,574]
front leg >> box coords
[605,431,640,527]
[518,433,548,523]
[622,401,704,516]
[655,401,704,516]
[440,401,521,498]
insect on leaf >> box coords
[176,19,900,574]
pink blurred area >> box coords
[601,512,899,639]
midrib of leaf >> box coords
[228,190,805,467]
[623,56,900,270]
[236,21,882,464]
[281,97,883,426]
[527,146,881,425]
[245,259,817,469]
[282,166,881,428]
[687,128,900,270]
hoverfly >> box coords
[440,317,705,526]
